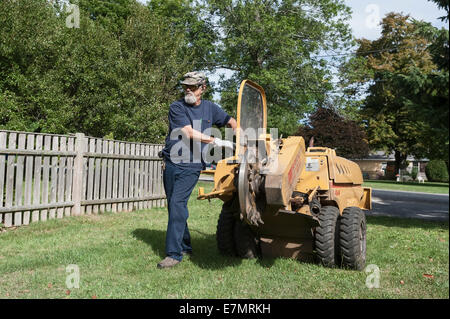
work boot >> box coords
[157,257,180,269]
[182,250,193,257]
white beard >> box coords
[184,92,197,105]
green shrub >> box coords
[425,160,449,182]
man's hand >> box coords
[213,138,234,149]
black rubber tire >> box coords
[314,206,341,267]
[216,198,238,256]
[234,220,259,259]
[339,206,367,270]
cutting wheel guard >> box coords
[238,149,265,226]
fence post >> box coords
[72,133,85,216]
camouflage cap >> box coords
[180,71,207,86]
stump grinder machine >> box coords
[197,80,372,270]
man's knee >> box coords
[168,197,188,211]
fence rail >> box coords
[0,130,166,227]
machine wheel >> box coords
[234,221,259,259]
[314,206,341,267]
[339,207,366,270]
[216,198,238,256]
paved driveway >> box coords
[367,189,449,222]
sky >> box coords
[345,0,447,40]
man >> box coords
[157,71,237,269]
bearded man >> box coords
[157,71,237,269]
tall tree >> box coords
[341,13,447,173]
[147,0,219,73]
[400,21,449,167]
[208,0,353,136]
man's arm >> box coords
[181,118,236,145]
[181,125,215,144]
[226,117,237,131]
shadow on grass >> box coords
[366,215,449,230]
[189,228,319,269]
[255,255,317,269]
[132,228,243,270]
[131,227,318,270]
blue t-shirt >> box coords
[162,99,231,170]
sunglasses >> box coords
[182,84,202,91]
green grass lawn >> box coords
[363,180,449,194]
[0,182,448,299]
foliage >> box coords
[0,0,194,143]
[0,0,66,132]
[425,160,449,182]
[208,0,353,136]
[296,107,369,159]
[147,0,219,73]
[405,23,449,162]
[340,13,449,173]
[77,0,135,34]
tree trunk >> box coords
[394,150,407,176]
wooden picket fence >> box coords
[0,130,166,228]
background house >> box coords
[352,151,429,181]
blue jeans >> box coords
[163,160,200,261]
